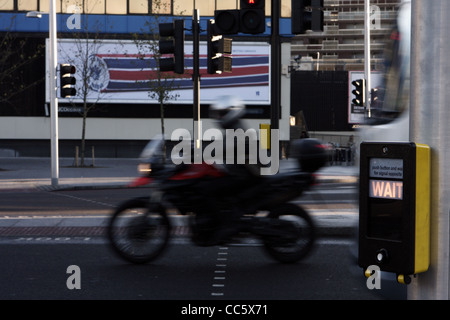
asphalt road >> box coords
[0,185,394,302]
[0,187,144,217]
[0,184,356,217]
[0,239,384,300]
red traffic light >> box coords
[239,0,265,34]
[241,0,263,8]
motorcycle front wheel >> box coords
[263,203,316,264]
[108,198,171,264]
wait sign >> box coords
[370,179,403,200]
[369,158,403,200]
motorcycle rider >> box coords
[195,96,262,244]
[209,95,262,178]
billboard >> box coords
[48,39,271,105]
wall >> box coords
[291,70,353,132]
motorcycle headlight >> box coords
[138,163,152,175]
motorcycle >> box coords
[107,137,329,264]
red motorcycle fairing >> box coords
[128,176,153,187]
[127,163,226,187]
[169,163,226,181]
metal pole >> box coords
[192,9,201,150]
[270,0,280,130]
[364,0,372,118]
[49,0,59,186]
[409,0,450,300]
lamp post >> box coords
[364,0,372,118]
[27,0,59,186]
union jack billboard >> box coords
[51,39,270,105]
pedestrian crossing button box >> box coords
[358,142,430,283]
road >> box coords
[0,183,357,217]
[0,238,382,300]
[0,187,140,217]
[0,184,402,301]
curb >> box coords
[0,224,357,239]
[37,183,131,192]
[0,212,358,239]
[36,175,358,192]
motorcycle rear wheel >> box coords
[108,198,171,264]
[263,203,315,263]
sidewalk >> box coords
[0,157,358,190]
[0,157,139,190]
[0,157,359,238]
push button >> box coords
[376,249,389,263]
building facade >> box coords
[0,0,295,157]
[292,0,401,71]
[289,0,401,146]
[0,0,401,157]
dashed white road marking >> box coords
[52,192,116,208]
[211,247,228,297]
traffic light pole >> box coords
[49,0,59,186]
[192,9,201,151]
[364,0,372,118]
[270,0,280,131]
[409,0,450,300]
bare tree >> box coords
[72,34,103,167]
[60,15,104,167]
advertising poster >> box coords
[48,39,271,105]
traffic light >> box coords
[60,64,76,98]
[291,0,324,34]
[207,20,232,74]
[214,10,240,35]
[240,0,265,34]
[371,87,379,104]
[159,19,185,74]
[352,79,366,107]
[213,0,265,35]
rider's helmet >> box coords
[210,95,246,129]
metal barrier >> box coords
[329,145,355,166]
